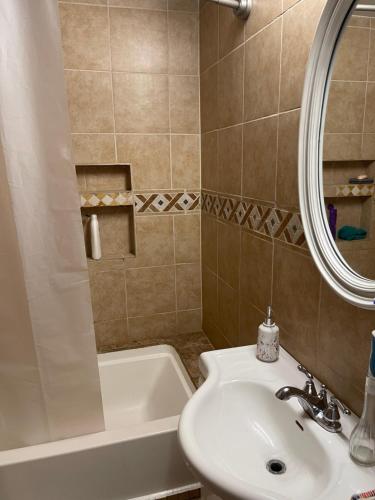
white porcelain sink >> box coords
[178,346,375,500]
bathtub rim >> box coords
[0,344,195,467]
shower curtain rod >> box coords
[207,0,251,19]
[356,4,375,11]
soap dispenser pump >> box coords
[256,306,279,363]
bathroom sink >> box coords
[178,346,375,500]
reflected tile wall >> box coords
[200,0,372,415]
[59,0,201,350]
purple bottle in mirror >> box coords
[327,204,337,240]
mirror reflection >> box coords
[323,0,375,279]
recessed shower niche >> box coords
[76,164,136,260]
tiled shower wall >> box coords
[324,14,375,161]
[200,0,374,415]
[59,0,202,350]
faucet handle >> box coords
[330,397,351,416]
[319,384,328,406]
[297,365,317,396]
[297,364,314,380]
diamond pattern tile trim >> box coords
[81,191,133,208]
[202,191,306,247]
[134,192,200,214]
[324,183,374,198]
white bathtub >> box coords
[0,345,199,500]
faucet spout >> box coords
[275,386,307,401]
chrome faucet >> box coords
[275,364,351,433]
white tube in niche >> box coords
[90,214,102,260]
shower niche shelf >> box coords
[76,163,136,259]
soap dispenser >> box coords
[349,331,375,466]
[256,306,279,363]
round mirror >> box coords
[300,0,375,308]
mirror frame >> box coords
[299,0,375,309]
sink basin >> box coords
[178,346,375,500]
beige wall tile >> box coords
[168,0,198,10]
[94,319,128,350]
[348,15,371,28]
[239,300,264,346]
[113,73,169,133]
[109,0,167,8]
[65,70,114,133]
[169,12,199,75]
[218,47,244,128]
[109,8,168,73]
[171,135,200,189]
[174,214,201,263]
[245,0,282,38]
[199,2,219,72]
[90,269,126,322]
[126,266,176,316]
[176,263,202,310]
[72,134,116,164]
[218,279,239,346]
[177,309,202,333]
[170,76,200,133]
[201,65,218,132]
[272,242,321,370]
[367,28,375,81]
[202,214,218,272]
[84,165,126,191]
[276,108,300,209]
[317,282,373,413]
[332,26,370,81]
[59,3,110,70]
[364,83,375,133]
[323,134,362,162]
[218,5,244,58]
[280,0,325,112]
[128,312,177,339]
[218,221,240,289]
[203,317,231,349]
[243,115,277,202]
[325,81,366,133]
[201,131,219,191]
[218,125,242,195]
[116,134,171,189]
[244,19,281,121]
[126,215,174,268]
[362,133,375,159]
[202,265,218,325]
[240,231,273,311]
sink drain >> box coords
[266,459,286,475]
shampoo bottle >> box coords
[349,331,375,466]
[256,306,279,363]
[90,214,102,260]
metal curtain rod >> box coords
[207,0,252,20]
[356,3,375,11]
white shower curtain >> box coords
[0,1,105,450]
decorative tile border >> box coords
[202,191,306,247]
[134,192,200,214]
[324,183,374,198]
[80,191,133,208]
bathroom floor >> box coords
[98,331,214,387]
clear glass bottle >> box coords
[349,376,375,466]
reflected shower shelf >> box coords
[324,183,374,198]
[80,191,133,208]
